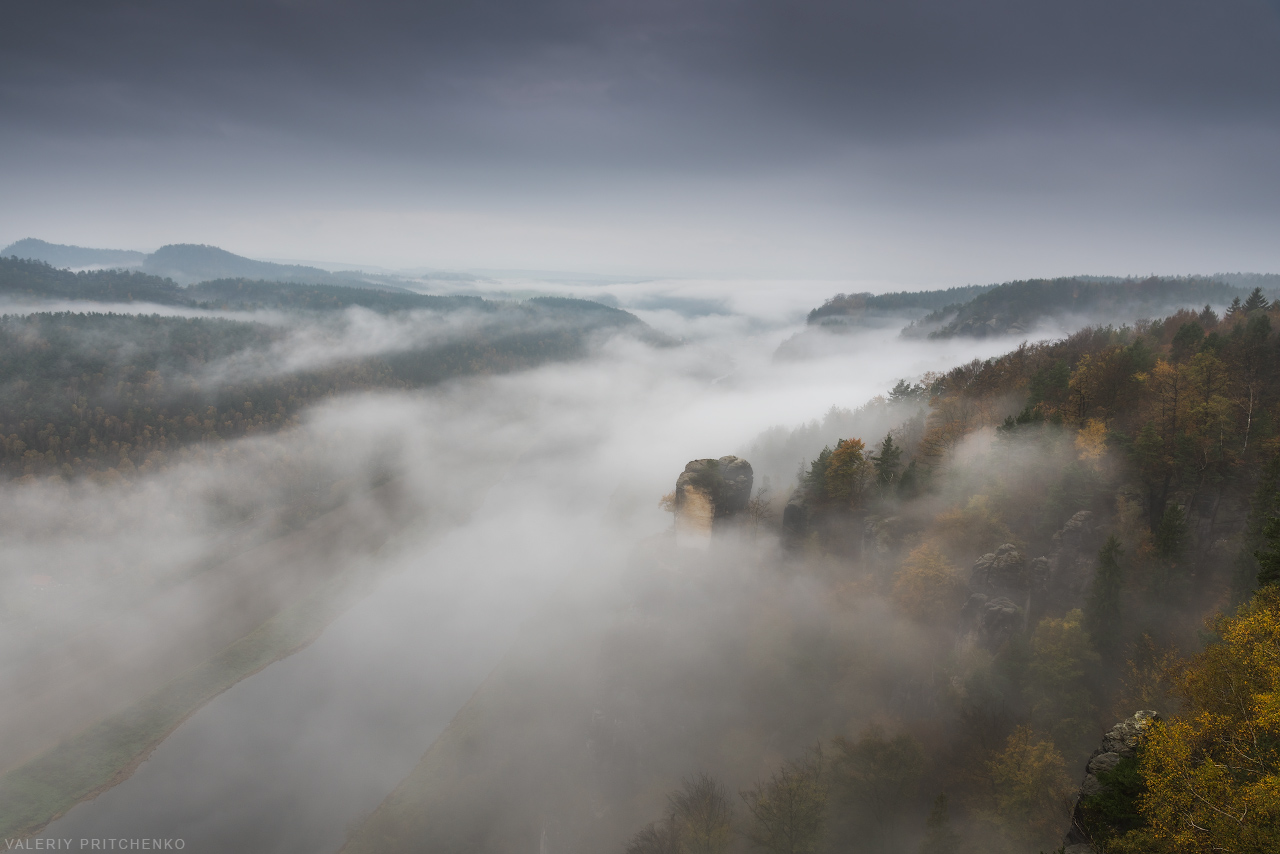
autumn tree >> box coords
[1117,588,1280,853]
[823,438,872,506]
[1026,610,1100,750]
[893,542,966,623]
[740,749,827,854]
[982,726,1075,852]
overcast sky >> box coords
[3,0,1279,282]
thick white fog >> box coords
[9,277,1057,849]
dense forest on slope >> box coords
[346,298,1280,854]
[806,284,997,327]
[0,257,189,304]
[917,275,1252,338]
[0,297,647,480]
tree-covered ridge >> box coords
[0,301,648,481]
[0,257,189,304]
[806,284,997,325]
[920,275,1252,338]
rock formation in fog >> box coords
[673,456,753,545]
[1061,710,1160,854]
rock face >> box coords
[962,544,1032,646]
[1062,710,1160,853]
[960,593,1023,648]
[970,543,1029,596]
[673,456,753,544]
[1047,510,1102,604]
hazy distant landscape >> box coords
[6,2,1280,853]
[1,233,1279,853]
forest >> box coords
[616,292,1280,853]
[0,261,648,481]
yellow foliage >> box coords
[824,438,871,505]
[1075,418,1108,463]
[982,726,1074,851]
[892,542,965,623]
[1124,589,1280,853]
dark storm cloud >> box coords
[4,0,1279,165]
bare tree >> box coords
[669,773,733,854]
[740,748,827,854]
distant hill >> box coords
[920,275,1252,338]
[141,244,389,287]
[0,257,189,304]
[2,238,146,269]
[4,238,418,289]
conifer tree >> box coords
[1243,286,1269,314]
[872,433,903,487]
[1085,535,1125,657]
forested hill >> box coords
[1,238,146,269]
[801,275,1274,341]
[0,257,189,304]
[140,243,375,287]
[919,275,1253,338]
[2,239,439,289]
[807,283,997,326]
[0,297,648,480]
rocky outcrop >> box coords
[673,456,753,543]
[961,544,1032,646]
[1047,511,1102,604]
[970,543,1030,596]
[960,593,1022,648]
[1062,710,1160,853]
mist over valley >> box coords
[7,2,1280,851]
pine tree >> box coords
[1243,286,1269,314]
[872,433,903,487]
[1085,535,1125,657]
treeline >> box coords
[0,303,644,481]
[0,257,188,304]
[806,284,997,325]
[921,275,1254,338]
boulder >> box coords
[674,456,753,543]
[1063,710,1160,852]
